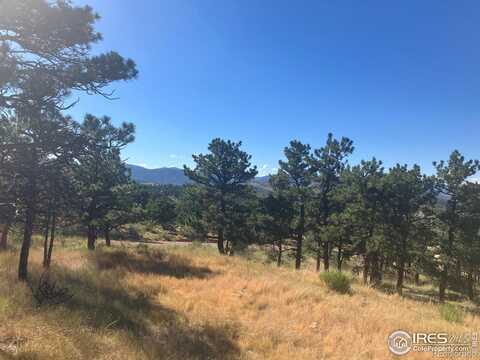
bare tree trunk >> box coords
[397,258,405,295]
[277,241,283,267]
[467,266,475,301]
[227,241,234,256]
[370,251,381,286]
[295,203,305,270]
[0,224,9,250]
[43,212,51,268]
[105,227,111,247]
[217,195,226,255]
[439,267,447,302]
[217,227,225,254]
[414,272,420,286]
[316,237,321,272]
[363,254,369,285]
[323,240,330,272]
[87,225,96,250]
[19,204,35,281]
[46,210,56,268]
[378,256,384,281]
[337,242,343,272]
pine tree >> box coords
[0,0,138,280]
[74,115,135,250]
[348,158,385,284]
[277,140,312,269]
[434,150,479,301]
[309,133,354,271]
[184,138,258,254]
[381,164,436,294]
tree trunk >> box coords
[439,267,447,302]
[277,241,283,267]
[295,233,303,270]
[105,228,111,247]
[0,224,9,250]
[370,251,381,286]
[43,212,51,268]
[440,209,455,302]
[337,240,343,272]
[295,203,305,270]
[316,239,321,272]
[87,225,97,250]
[467,267,475,301]
[363,254,369,285]
[46,211,56,268]
[217,227,225,254]
[397,258,405,295]
[337,252,343,272]
[379,256,385,281]
[323,240,330,272]
[225,239,234,256]
[18,204,35,281]
[414,272,420,286]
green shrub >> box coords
[320,271,351,294]
[439,303,464,323]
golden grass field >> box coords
[0,240,479,359]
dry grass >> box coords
[0,241,478,359]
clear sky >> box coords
[70,0,480,176]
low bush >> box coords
[439,303,464,323]
[320,271,351,294]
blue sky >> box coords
[70,0,480,176]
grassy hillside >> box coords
[0,241,478,359]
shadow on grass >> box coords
[43,248,239,359]
[0,350,41,360]
[93,248,216,279]
[376,281,473,307]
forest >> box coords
[1,0,480,307]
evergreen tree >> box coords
[277,140,312,269]
[0,0,137,112]
[348,158,385,284]
[0,0,138,280]
[184,138,258,254]
[381,164,436,294]
[74,115,135,250]
[434,150,479,301]
[309,133,354,271]
[457,182,480,300]
[261,191,295,266]
[101,182,143,246]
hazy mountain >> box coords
[127,164,272,191]
[127,164,190,186]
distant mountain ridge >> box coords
[127,164,272,190]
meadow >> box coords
[0,237,478,360]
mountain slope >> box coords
[128,164,272,192]
[127,164,190,186]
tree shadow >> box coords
[92,248,216,279]
[0,350,41,360]
[27,249,240,360]
[376,281,474,308]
